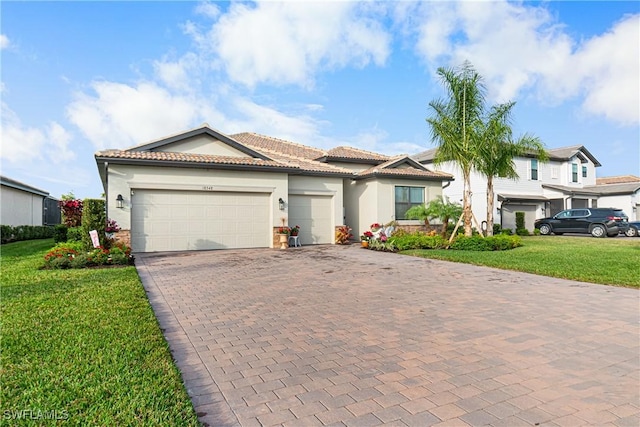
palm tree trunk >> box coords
[463,169,473,236]
[486,176,494,236]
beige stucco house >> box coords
[95,125,452,252]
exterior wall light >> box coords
[116,194,124,209]
[278,198,285,210]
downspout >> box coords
[105,162,109,215]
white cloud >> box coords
[193,1,391,88]
[573,15,640,126]
[0,102,76,165]
[406,2,639,126]
[0,102,45,162]
[66,81,217,150]
[46,122,75,163]
[0,34,9,49]
[194,1,220,19]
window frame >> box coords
[394,186,425,220]
[582,165,587,178]
[572,163,578,183]
[530,159,539,181]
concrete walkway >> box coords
[136,245,639,427]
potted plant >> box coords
[290,225,300,236]
[360,230,374,248]
[276,226,290,249]
[105,218,120,239]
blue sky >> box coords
[2,1,639,200]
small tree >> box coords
[406,196,463,237]
[81,199,107,250]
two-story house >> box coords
[413,145,608,231]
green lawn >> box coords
[402,235,640,288]
[0,239,200,426]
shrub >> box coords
[493,224,502,235]
[70,253,91,269]
[516,228,530,236]
[450,236,492,251]
[49,256,72,269]
[59,199,83,228]
[54,225,68,243]
[43,242,83,268]
[1,225,55,244]
[335,225,353,245]
[515,211,525,229]
[389,232,448,251]
[81,199,106,250]
[67,227,83,242]
[449,235,522,251]
[108,247,129,265]
[87,247,110,265]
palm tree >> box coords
[405,195,462,237]
[427,61,486,236]
[477,102,548,236]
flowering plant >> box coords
[361,230,374,241]
[277,226,291,235]
[105,218,121,233]
[370,222,382,231]
[290,225,300,236]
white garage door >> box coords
[288,195,333,244]
[502,203,538,232]
[131,190,270,252]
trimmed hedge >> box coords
[371,231,523,252]
[81,199,106,250]
[1,225,55,244]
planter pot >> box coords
[361,241,369,248]
[278,234,289,249]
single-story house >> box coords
[0,176,60,227]
[95,125,453,252]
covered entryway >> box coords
[288,194,333,244]
[131,189,270,252]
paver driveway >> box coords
[136,245,639,427]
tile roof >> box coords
[323,146,390,162]
[94,149,288,168]
[96,126,452,180]
[231,132,325,160]
[596,175,640,185]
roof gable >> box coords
[129,125,272,161]
[355,156,453,181]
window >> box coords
[572,163,578,183]
[582,165,587,178]
[395,186,424,220]
[530,159,539,181]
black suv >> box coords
[534,208,629,238]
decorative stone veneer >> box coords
[394,224,441,234]
[113,229,131,247]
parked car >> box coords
[624,221,640,237]
[534,208,629,238]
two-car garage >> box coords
[129,189,336,252]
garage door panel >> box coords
[288,195,333,244]
[132,190,270,252]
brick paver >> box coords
[136,245,639,426]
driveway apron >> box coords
[135,245,639,427]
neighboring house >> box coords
[0,176,60,227]
[95,125,452,252]
[592,175,640,221]
[413,145,627,231]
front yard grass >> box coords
[0,239,200,426]
[402,235,640,288]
